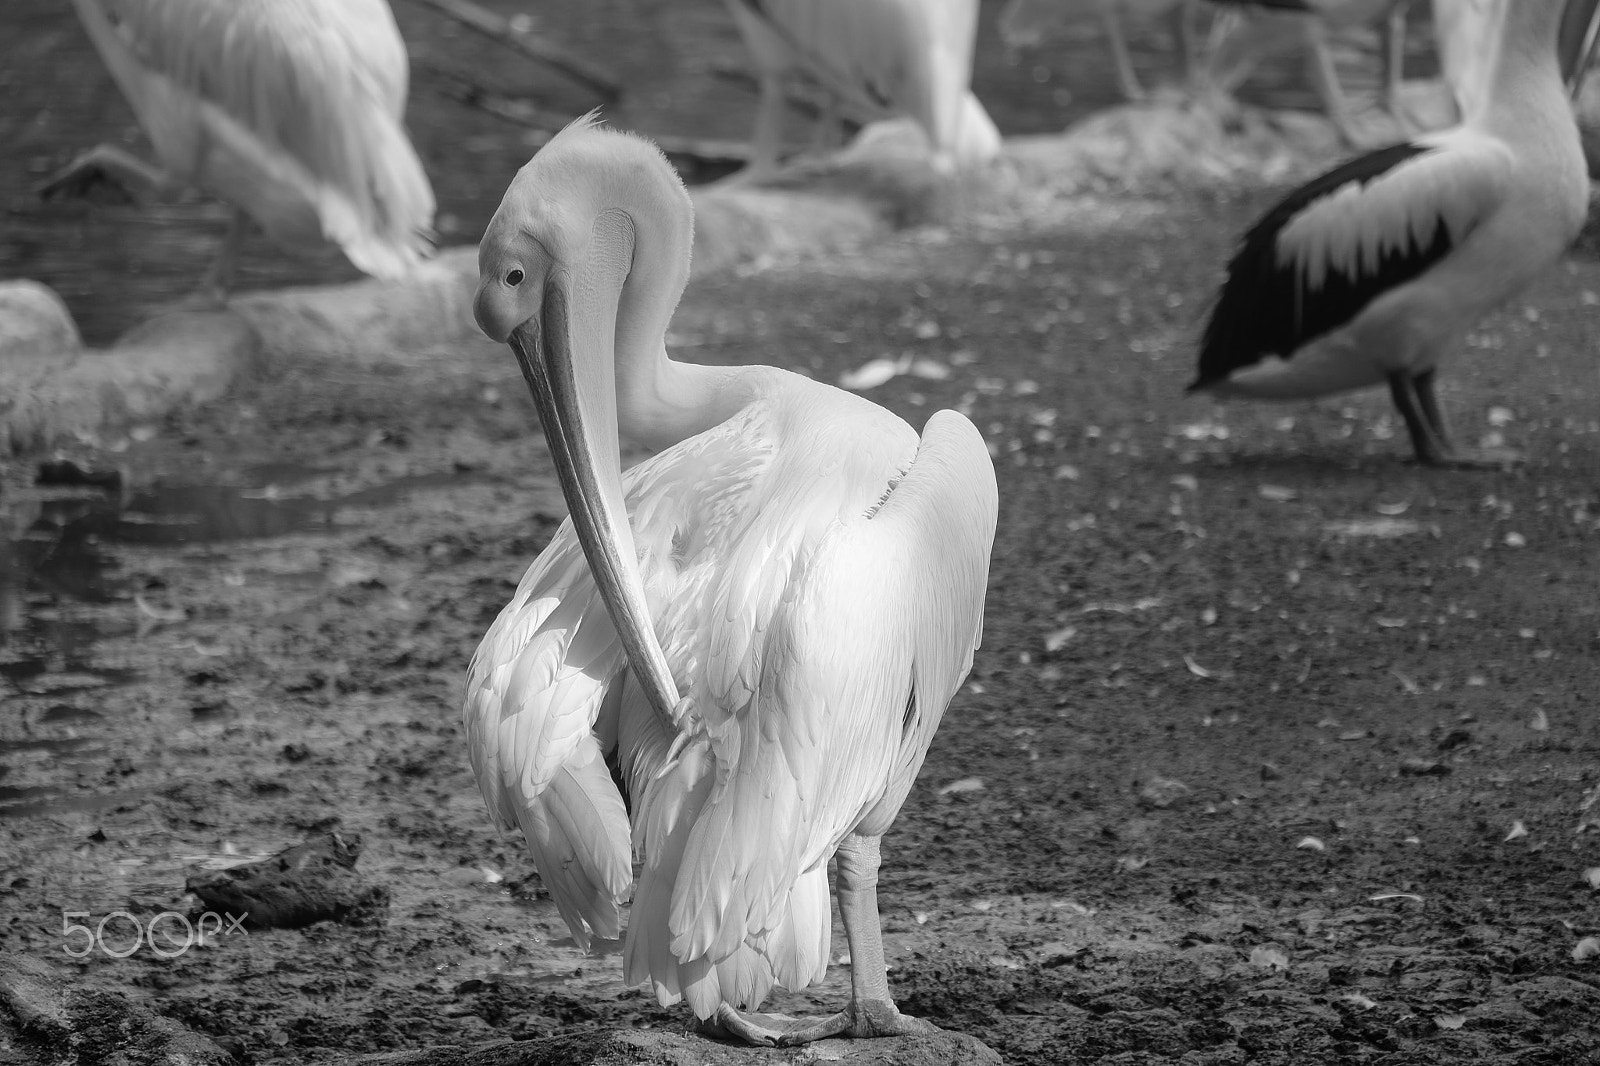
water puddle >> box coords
[1,462,486,819]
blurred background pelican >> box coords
[719,0,1002,176]
[41,0,436,301]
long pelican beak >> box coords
[506,275,682,724]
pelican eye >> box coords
[504,268,524,286]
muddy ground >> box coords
[4,2,1600,1065]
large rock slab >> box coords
[0,953,234,1066]
[336,1028,1002,1066]
[0,303,259,456]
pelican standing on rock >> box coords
[44,0,435,299]
[466,116,998,1045]
[722,0,1002,175]
[1190,0,1592,467]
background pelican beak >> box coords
[506,278,682,724]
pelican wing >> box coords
[1194,128,1511,386]
[659,409,997,1016]
[72,0,434,275]
[464,528,634,950]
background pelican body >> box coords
[466,119,998,1033]
[66,0,435,281]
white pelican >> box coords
[466,116,998,1045]
[1190,0,1589,466]
[720,0,1002,176]
[43,0,436,298]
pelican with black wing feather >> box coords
[1191,0,1593,467]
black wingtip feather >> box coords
[1193,141,1455,390]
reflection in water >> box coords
[0,465,481,680]
[0,465,482,818]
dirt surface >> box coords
[5,179,1600,1063]
[4,3,1600,1066]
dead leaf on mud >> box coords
[134,594,186,625]
[1324,517,1427,538]
[1434,1014,1467,1030]
[938,777,985,796]
[1044,626,1076,653]
[1249,946,1289,972]
[1139,775,1192,809]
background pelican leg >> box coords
[36,143,169,204]
[748,71,791,176]
[1103,4,1147,100]
[194,208,249,304]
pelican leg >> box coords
[1103,3,1146,101]
[773,835,937,1046]
[36,144,169,204]
[1381,2,1421,135]
[193,208,248,306]
[1173,0,1200,89]
[744,71,790,178]
[1388,371,1518,468]
[1301,21,1368,147]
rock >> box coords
[0,279,80,364]
[0,953,233,1066]
[185,830,390,929]
[343,1029,1002,1066]
[0,303,259,456]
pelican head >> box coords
[473,114,687,723]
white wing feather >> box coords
[1276,128,1512,290]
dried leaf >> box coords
[1248,945,1290,972]
[938,777,985,796]
[1044,626,1077,653]
[1324,518,1426,538]
[134,594,187,624]
[839,357,906,391]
